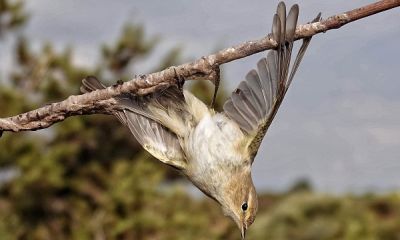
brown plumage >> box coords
[82,2,318,238]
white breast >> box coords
[184,112,246,185]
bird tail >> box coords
[81,76,130,124]
[80,75,106,93]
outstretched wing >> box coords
[223,3,318,162]
[81,76,187,170]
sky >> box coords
[1,0,399,193]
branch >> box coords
[0,0,399,136]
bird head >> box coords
[219,167,258,239]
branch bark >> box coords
[0,0,399,135]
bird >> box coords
[81,2,317,239]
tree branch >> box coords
[0,0,399,136]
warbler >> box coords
[81,2,315,238]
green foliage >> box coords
[248,193,400,240]
[0,0,28,37]
[101,24,158,74]
[1,7,220,237]
[1,2,400,240]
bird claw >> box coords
[113,79,124,87]
[173,67,185,91]
[311,12,322,23]
[210,66,221,109]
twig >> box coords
[0,0,399,135]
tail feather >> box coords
[80,76,106,93]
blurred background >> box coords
[0,0,400,239]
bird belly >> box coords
[183,113,246,196]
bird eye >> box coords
[241,202,248,211]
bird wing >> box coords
[123,108,186,170]
[223,3,318,162]
[81,76,187,170]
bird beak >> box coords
[241,225,247,239]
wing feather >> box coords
[223,3,316,162]
[124,110,186,169]
[81,76,186,169]
[246,70,268,116]
[238,81,263,119]
[231,90,258,128]
[224,99,254,133]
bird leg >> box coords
[210,66,221,109]
[173,67,185,91]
